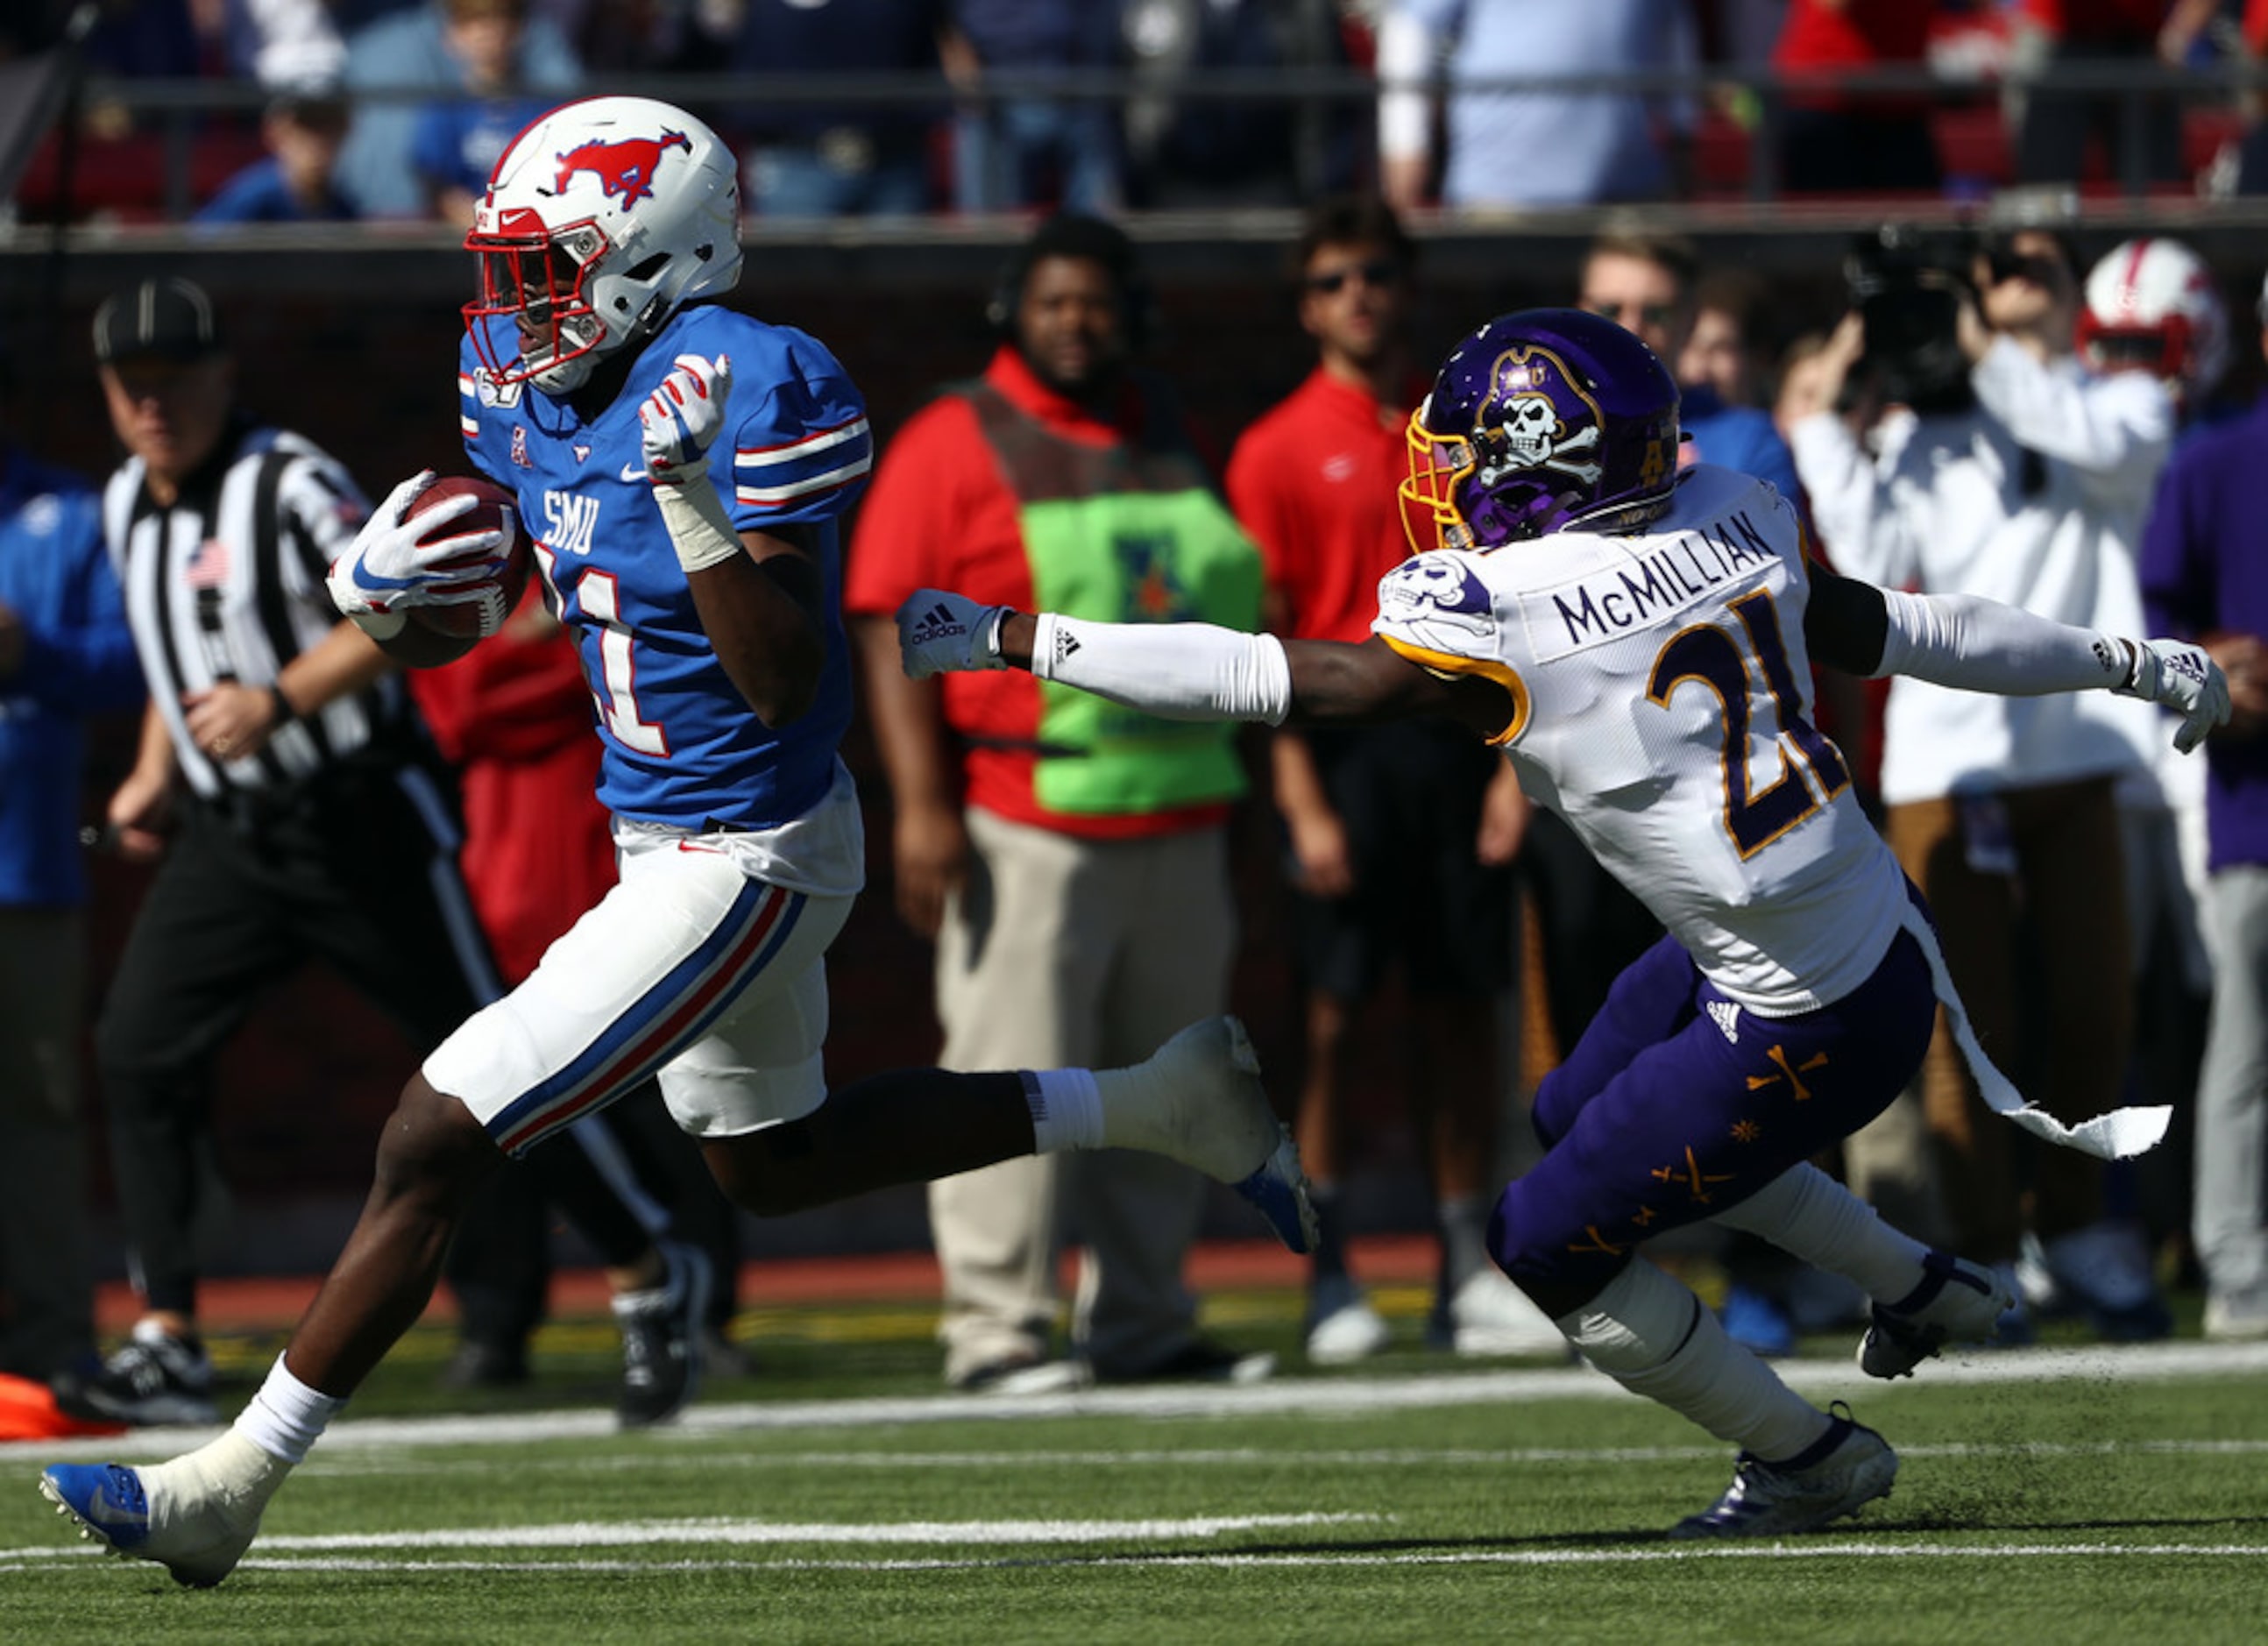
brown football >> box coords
[375,476,530,666]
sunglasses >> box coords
[1305,258,1401,295]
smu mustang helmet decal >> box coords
[552,128,694,206]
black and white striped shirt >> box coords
[103,416,412,799]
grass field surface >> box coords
[5,1274,2265,1643]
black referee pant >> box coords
[93,759,650,1319]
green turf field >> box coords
[5,1287,2265,1643]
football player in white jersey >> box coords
[897,309,2229,1537]
[37,96,1315,1589]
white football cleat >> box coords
[1858,1249,2014,1379]
[1097,1016,1318,1253]
[1435,1269,1569,1359]
[1305,1274,1393,1365]
[39,1433,280,1588]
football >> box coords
[372,476,529,667]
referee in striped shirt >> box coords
[55,278,528,1425]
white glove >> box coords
[326,471,509,620]
[2114,637,2232,755]
[897,589,1010,679]
[639,353,733,484]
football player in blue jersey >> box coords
[36,96,1315,1589]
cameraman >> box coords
[1786,225,2178,1344]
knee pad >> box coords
[1555,1259,1700,1377]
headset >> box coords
[986,213,1159,355]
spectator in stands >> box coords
[334,0,580,219]
[1679,268,1779,411]
[2138,266,2268,1342]
[1117,0,1356,210]
[1225,197,1560,1365]
[217,0,348,89]
[0,349,145,1388]
[2009,0,2192,191]
[846,214,1276,1392]
[723,0,949,217]
[1578,231,1803,577]
[1377,0,1698,213]
[942,0,1123,214]
[1788,224,2179,1343]
[193,82,358,225]
[410,0,554,228]
[1769,0,1944,196]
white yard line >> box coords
[18,1337,2268,1463]
[7,1540,2268,1578]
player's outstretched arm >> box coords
[1805,564,2231,753]
[897,589,1500,736]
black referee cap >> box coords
[92,276,223,365]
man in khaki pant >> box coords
[847,215,1274,1388]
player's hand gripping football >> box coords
[639,352,732,484]
[325,471,511,623]
[897,589,1011,679]
[2115,637,2232,755]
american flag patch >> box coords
[186,536,230,589]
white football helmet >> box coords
[464,96,742,394]
[2077,237,2229,404]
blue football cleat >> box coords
[40,1456,262,1587]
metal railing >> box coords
[25,58,2268,225]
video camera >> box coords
[1843,225,1980,413]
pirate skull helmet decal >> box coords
[1400,308,1681,551]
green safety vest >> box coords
[953,376,1263,817]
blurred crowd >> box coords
[12,2,2268,225]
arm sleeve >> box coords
[1968,337,2174,475]
[1030,614,1293,725]
[1873,585,2130,696]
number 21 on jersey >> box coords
[1648,587,1849,857]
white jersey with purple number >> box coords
[457,302,872,853]
[1373,464,1909,1016]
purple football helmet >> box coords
[1399,308,1681,552]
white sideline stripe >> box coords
[0,1514,1370,1565]
[19,1338,2268,1463]
[8,1543,2268,1578]
[295,1437,2268,1479]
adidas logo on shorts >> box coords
[1706,999,1740,1043]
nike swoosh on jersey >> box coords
[620,463,648,482]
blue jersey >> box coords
[457,304,873,831]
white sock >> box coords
[1024,1068,1103,1153]
[232,1353,347,1466]
[1560,1260,1830,1463]
[1712,1164,1928,1304]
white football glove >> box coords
[639,352,733,484]
[2114,637,2231,755]
[897,589,1010,679]
[325,471,510,621]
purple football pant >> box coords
[1492,924,1937,1318]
